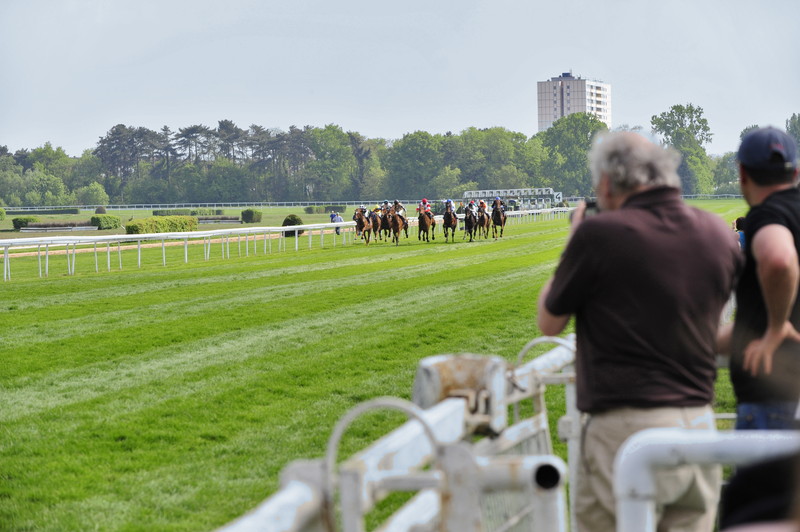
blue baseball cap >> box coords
[738,127,797,171]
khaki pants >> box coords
[575,405,721,532]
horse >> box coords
[476,208,491,239]
[387,208,403,246]
[353,209,373,245]
[463,208,477,242]
[377,211,391,241]
[396,207,409,238]
[491,199,507,239]
[418,212,436,242]
[442,204,458,243]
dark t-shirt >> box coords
[545,187,742,413]
[731,187,800,403]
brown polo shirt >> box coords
[545,187,742,413]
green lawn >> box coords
[0,200,748,531]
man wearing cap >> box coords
[718,126,800,430]
[537,131,742,532]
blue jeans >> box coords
[735,402,799,430]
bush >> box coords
[0,207,5,221]
[12,216,40,230]
[303,205,347,214]
[125,216,198,234]
[153,208,224,216]
[27,221,93,228]
[5,208,80,215]
[91,214,122,230]
[241,209,263,223]
[95,206,107,214]
[282,214,305,236]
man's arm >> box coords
[537,278,571,336]
[744,224,800,375]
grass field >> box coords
[0,199,749,531]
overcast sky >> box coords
[1,0,798,158]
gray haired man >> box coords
[537,132,742,531]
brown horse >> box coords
[463,208,477,242]
[477,208,491,239]
[491,199,507,239]
[442,204,458,242]
[354,209,373,245]
[387,208,403,246]
[377,211,391,241]
[418,212,436,242]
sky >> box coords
[1,0,799,158]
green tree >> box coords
[75,182,110,205]
[712,152,738,190]
[67,150,105,191]
[429,166,464,199]
[28,143,73,181]
[383,131,443,199]
[740,124,760,140]
[0,155,25,206]
[305,124,355,200]
[651,104,713,147]
[651,105,715,194]
[786,113,800,149]
[540,113,608,196]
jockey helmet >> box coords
[495,196,500,200]
[422,198,428,203]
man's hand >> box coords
[743,321,800,375]
[568,201,589,238]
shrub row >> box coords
[303,205,346,215]
[12,216,40,230]
[91,214,122,230]
[153,208,223,216]
[241,209,262,223]
[125,216,198,234]
[27,221,93,228]
[6,208,81,215]
[0,207,5,220]
[197,216,240,221]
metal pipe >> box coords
[614,429,800,532]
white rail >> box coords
[0,208,570,281]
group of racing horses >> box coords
[353,199,507,246]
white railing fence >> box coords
[220,336,578,532]
[217,335,800,532]
[0,208,570,281]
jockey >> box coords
[381,200,390,214]
[467,199,478,216]
[444,199,455,213]
[494,196,506,211]
[478,199,488,214]
[418,198,434,221]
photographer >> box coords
[537,131,742,532]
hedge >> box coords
[281,214,304,236]
[241,209,262,223]
[152,208,223,216]
[27,221,93,228]
[5,208,80,215]
[0,207,5,221]
[12,216,40,230]
[91,214,122,230]
[125,216,198,234]
[303,205,346,215]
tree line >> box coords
[1,109,799,207]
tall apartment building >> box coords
[537,72,612,131]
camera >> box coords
[569,200,599,222]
